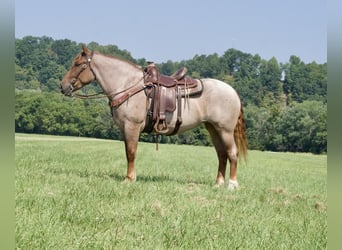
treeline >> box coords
[15,36,327,153]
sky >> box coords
[15,0,327,64]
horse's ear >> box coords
[82,44,90,55]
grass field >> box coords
[15,133,327,249]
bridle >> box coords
[63,50,98,97]
[64,50,152,106]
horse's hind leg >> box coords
[205,123,239,189]
[221,131,239,190]
[205,123,227,186]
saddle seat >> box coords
[144,64,199,89]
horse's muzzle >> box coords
[60,83,74,96]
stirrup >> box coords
[154,120,169,134]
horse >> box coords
[60,44,247,190]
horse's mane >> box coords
[72,50,143,72]
[97,52,143,71]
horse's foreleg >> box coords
[123,124,141,182]
[124,139,137,182]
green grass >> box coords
[15,133,327,249]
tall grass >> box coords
[15,133,327,249]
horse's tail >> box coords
[234,103,248,162]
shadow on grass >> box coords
[48,166,209,186]
[105,173,210,186]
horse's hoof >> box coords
[214,180,225,188]
[227,179,239,191]
[123,176,136,183]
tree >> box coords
[259,57,282,100]
[38,61,66,90]
[283,56,327,103]
[159,60,178,75]
[15,64,40,90]
[244,104,281,151]
[276,101,327,153]
[51,39,80,68]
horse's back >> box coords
[201,78,240,101]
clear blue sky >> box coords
[15,0,326,64]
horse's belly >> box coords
[165,98,205,134]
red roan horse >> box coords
[60,45,247,190]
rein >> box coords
[73,73,149,107]
[73,91,106,99]
[71,49,148,103]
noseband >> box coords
[64,50,97,95]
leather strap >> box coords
[170,86,183,135]
[109,84,148,108]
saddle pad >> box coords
[180,79,203,97]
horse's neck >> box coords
[92,53,143,94]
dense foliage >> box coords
[15,36,327,153]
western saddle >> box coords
[143,62,203,135]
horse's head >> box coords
[60,44,96,96]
